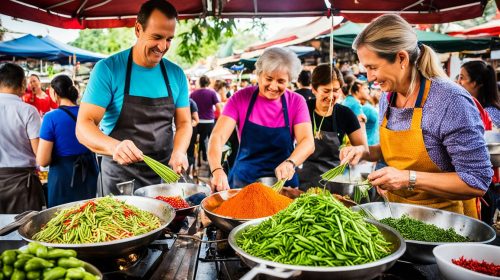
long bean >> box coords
[143,155,180,183]
[321,162,348,182]
[236,193,393,266]
[32,197,161,244]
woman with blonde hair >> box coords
[342,14,491,218]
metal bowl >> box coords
[351,202,496,264]
[19,196,175,259]
[256,177,278,186]
[134,182,211,218]
[228,218,406,280]
[200,189,255,232]
[322,180,378,203]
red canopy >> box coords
[448,10,500,37]
[0,0,488,29]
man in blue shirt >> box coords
[76,0,192,194]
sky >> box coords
[1,14,319,43]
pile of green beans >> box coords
[32,197,161,244]
[379,215,469,243]
[321,163,348,182]
[237,193,393,266]
[143,155,180,183]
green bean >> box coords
[321,163,348,182]
[236,193,393,267]
[143,155,180,183]
[32,197,161,244]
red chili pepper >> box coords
[452,256,500,277]
[155,195,189,209]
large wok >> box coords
[8,196,175,260]
[229,218,406,280]
[351,202,496,264]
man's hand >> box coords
[169,151,188,174]
[112,140,143,165]
[367,167,410,191]
[211,168,230,192]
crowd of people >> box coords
[0,1,498,226]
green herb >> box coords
[379,215,469,243]
[236,193,393,266]
[143,155,180,183]
[321,162,348,182]
[271,179,286,193]
[353,179,373,204]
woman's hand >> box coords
[211,169,230,192]
[339,145,365,165]
[275,160,295,181]
[367,167,409,191]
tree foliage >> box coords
[70,28,135,54]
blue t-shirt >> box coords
[39,106,91,157]
[82,49,189,135]
[342,95,365,118]
[362,103,380,145]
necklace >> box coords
[313,107,333,140]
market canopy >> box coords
[0,34,60,59]
[222,46,316,70]
[0,0,487,29]
[318,22,491,53]
[447,11,500,38]
[0,34,105,63]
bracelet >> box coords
[284,159,297,169]
[210,167,223,176]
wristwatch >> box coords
[285,159,297,169]
[408,170,417,191]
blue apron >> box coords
[47,107,98,207]
[228,89,299,188]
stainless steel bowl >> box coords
[352,202,496,264]
[485,131,500,167]
[200,189,254,232]
[134,182,211,217]
[322,180,378,203]
[228,218,406,280]
[257,177,278,186]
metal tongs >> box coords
[381,193,395,218]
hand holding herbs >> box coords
[143,155,180,183]
[0,242,99,280]
[237,193,393,266]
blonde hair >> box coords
[353,14,447,94]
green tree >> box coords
[70,28,135,54]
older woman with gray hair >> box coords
[208,47,315,190]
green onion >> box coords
[143,155,180,183]
[272,179,286,193]
[321,162,348,182]
[353,179,373,204]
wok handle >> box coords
[0,211,38,236]
[240,264,301,280]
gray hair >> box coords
[255,47,302,81]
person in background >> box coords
[0,63,44,213]
[22,74,58,116]
[213,79,228,120]
[37,75,98,207]
[342,78,367,129]
[295,70,314,100]
[208,47,315,190]
[342,14,491,218]
[298,64,367,189]
[76,0,192,193]
[352,80,379,145]
[186,98,199,175]
[190,75,221,162]
[459,60,500,128]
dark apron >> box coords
[48,107,98,207]
[99,48,175,195]
[228,89,299,188]
[298,105,341,191]
[0,167,45,214]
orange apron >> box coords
[379,78,478,218]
